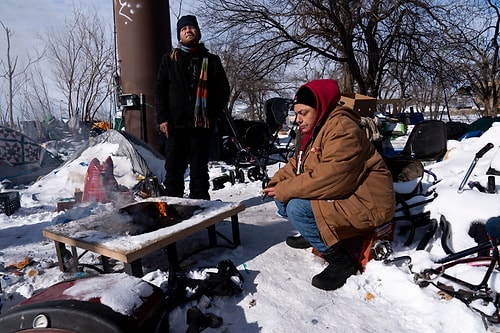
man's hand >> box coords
[159,122,169,138]
[262,187,276,199]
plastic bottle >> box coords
[60,271,87,281]
[1,273,20,289]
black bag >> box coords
[402,120,447,161]
[166,259,244,307]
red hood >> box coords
[301,79,341,124]
[296,79,341,149]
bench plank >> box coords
[42,197,245,275]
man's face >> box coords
[293,104,317,133]
[179,24,200,46]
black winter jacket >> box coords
[154,46,230,129]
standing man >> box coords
[155,15,230,200]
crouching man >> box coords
[262,79,395,290]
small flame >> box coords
[157,202,168,217]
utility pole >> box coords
[113,0,171,154]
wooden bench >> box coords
[42,197,245,277]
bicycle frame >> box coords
[383,238,500,325]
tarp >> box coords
[466,116,500,134]
[0,126,42,165]
[27,129,166,203]
[64,129,166,184]
[0,126,62,185]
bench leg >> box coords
[208,225,217,246]
[231,214,241,246]
[69,246,79,273]
[53,241,78,273]
[167,243,180,269]
[101,256,112,273]
[54,241,66,272]
[206,214,240,248]
[124,260,143,277]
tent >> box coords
[66,129,166,182]
[0,126,62,186]
[27,130,166,202]
[466,116,500,135]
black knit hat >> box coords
[177,15,201,41]
[294,86,316,109]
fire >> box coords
[156,202,168,217]
[118,201,202,234]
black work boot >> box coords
[186,306,223,333]
[311,242,357,291]
[286,235,311,249]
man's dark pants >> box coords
[163,128,212,200]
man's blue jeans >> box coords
[275,198,329,253]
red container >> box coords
[0,274,169,333]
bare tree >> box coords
[210,40,293,120]
[0,79,6,125]
[199,0,446,99]
[407,0,500,118]
[20,63,54,122]
[0,21,17,128]
[0,20,41,128]
[44,6,115,124]
[470,0,500,116]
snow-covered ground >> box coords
[1,124,500,332]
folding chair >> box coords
[402,119,447,162]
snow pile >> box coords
[1,125,500,332]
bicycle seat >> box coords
[485,216,500,239]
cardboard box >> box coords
[339,93,377,117]
[57,199,76,212]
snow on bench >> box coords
[42,197,245,277]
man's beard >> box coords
[182,34,200,47]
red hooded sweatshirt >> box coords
[296,79,341,151]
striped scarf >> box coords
[171,44,210,128]
[194,57,209,128]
